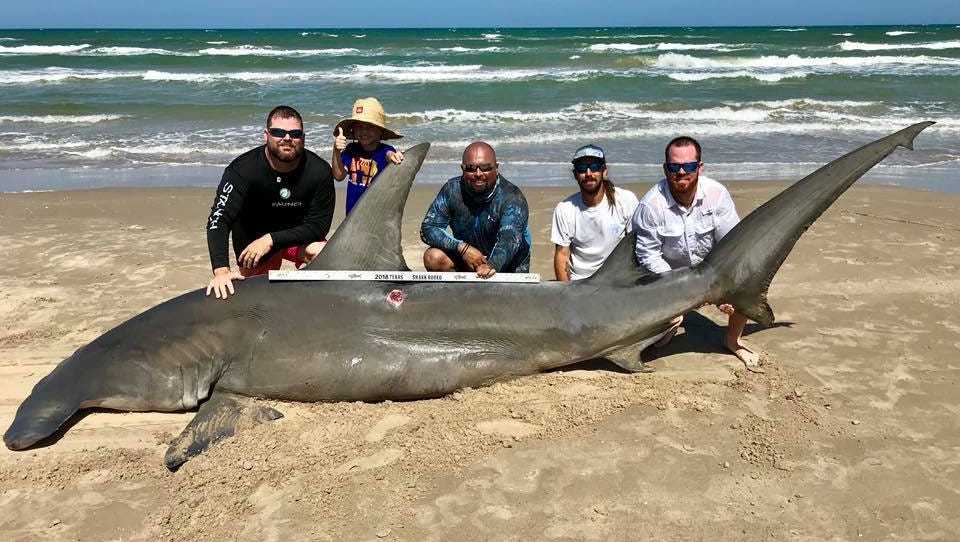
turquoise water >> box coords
[0,26,958,192]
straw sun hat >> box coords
[333,97,403,140]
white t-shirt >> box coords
[551,186,640,280]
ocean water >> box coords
[0,25,958,193]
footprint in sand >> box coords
[336,449,403,474]
[476,419,541,439]
[365,414,411,442]
[558,382,601,396]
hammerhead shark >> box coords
[3,122,933,469]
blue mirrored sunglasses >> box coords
[665,161,700,174]
[573,161,604,173]
[267,127,304,139]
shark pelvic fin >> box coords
[305,142,431,272]
[600,319,678,372]
[163,390,282,470]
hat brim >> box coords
[571,156,606,164]
[333,119,403,140]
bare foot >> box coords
[654,316,683,348]
[724,341,763,373]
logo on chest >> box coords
[279,188,291,200]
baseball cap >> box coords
[571,144,605,163]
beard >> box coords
[668,172,698,195]
[466,177,492,194]
[266,139,303,163]
[578,177,603,197]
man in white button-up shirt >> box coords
[630,136,759,368]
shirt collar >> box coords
[660,177,704,211]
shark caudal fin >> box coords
[305,142,431,272]
[701,121,934,326]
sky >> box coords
[3,0,959,28]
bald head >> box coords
[462,141,496,164]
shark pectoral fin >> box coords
[163,390,283,470]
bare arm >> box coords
[331,127,347,181]
[553,244,571,281]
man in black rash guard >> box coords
[205,105,335,299]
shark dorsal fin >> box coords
[305,142,431,272]
[585,231,653,286]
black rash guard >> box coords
[206,145,335,270]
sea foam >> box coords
[0,44,90,54]
[198,45,359,56]
[86,47,191,56]
[838,40,960,51]
[0,114,127,123]
[654,52,960,70]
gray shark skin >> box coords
[3,123,933,469]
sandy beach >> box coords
[1,180,959,541]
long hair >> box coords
[603,178,616,210]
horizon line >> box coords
[1,23,957,31]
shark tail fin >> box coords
[701,121,934,326]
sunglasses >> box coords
[267,127,304,139]
[573,162,604,174]
[461,162,496,173]
[665,161,700,174]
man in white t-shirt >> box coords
[630,135,759,369]
[551,144,639,281]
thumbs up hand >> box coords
[334,126,347,152]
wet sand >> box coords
[1,181,959,541]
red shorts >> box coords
[239,243,323,277]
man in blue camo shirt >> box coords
[420,141,531,278]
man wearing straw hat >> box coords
[332,97,404,214]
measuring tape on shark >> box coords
[269,269,541,284]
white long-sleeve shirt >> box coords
[631,175,739,274]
